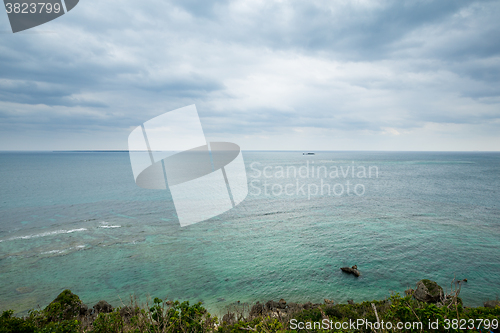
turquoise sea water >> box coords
[0,151,499,315]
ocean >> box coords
[0,151,499,315]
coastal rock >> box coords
[287,302,303,312]
[414,279,443,303]
[484,300,500,308]
[347,299,354,305]
[303,301,314,310]
[324,299,334,304]
[79,303,89,316]
[341,265,361,277]
[265,300,279,311]
[278,299,287,309]
[93,300,113,314]
[249,302,264,318]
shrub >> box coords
[36,320,80,333]
[44,290,82,322]
[0,310,35,333]
[2,289,499,333]
[91,311,124,333]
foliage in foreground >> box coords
[1,290,499,333]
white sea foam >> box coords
[1,228,88,242]
[41,249,65,255]
[41,244,85,255]
[99,225,121,229]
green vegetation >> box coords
[44,289,83,322]
[1,290,499,332]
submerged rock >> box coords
[413,279,443,303]
[15,287,34,294]
[341,265,361,277]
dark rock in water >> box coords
[347,299,354,305]
[217,298,225,302]
[341,265,361,277]
[324,299,334,304]
[484,300,500,308]
[414,279,443,303]
[93,300,113,314]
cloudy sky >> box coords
[1,0,499,151]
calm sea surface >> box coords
[0,151,499,314]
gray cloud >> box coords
[0,0,499,150]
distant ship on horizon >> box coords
[302,152,315,155]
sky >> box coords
[0,0,499,151]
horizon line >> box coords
[0,150,499,153]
